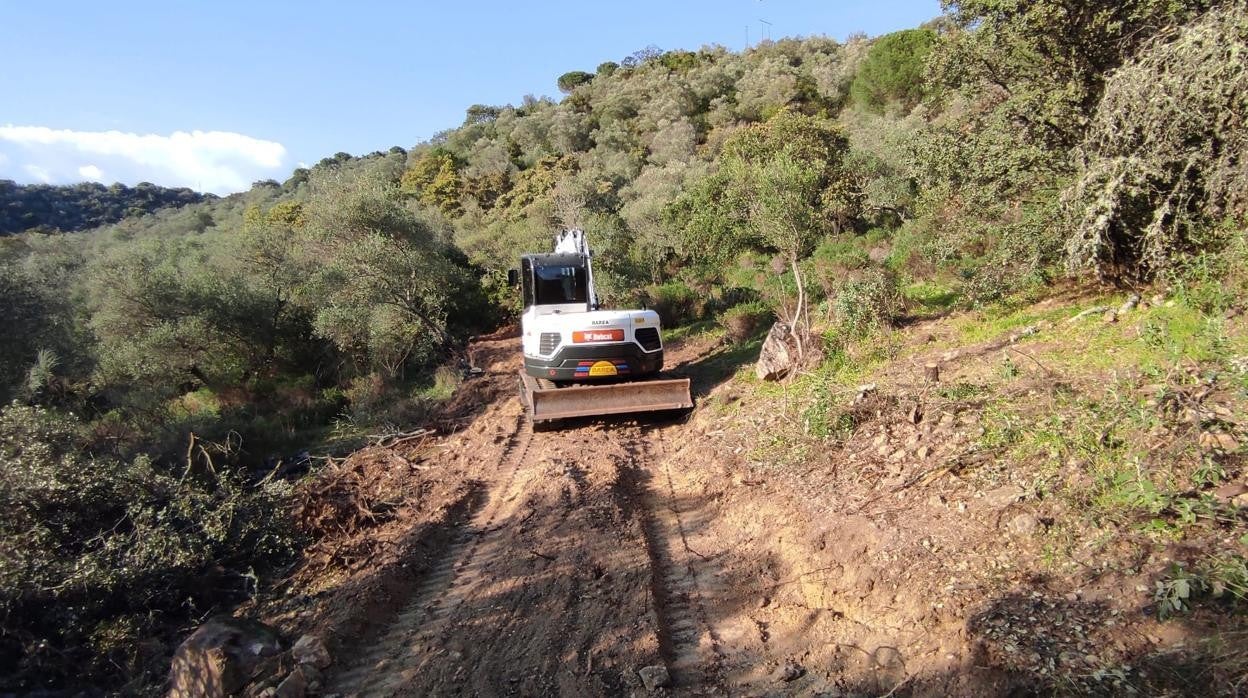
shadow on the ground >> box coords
[671,335,766,400]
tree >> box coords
[557,70,594,94]
[932,0,1217,158]
[849,28,935,112]
[676,110,860,358]
[400,149,463,215]
[303,171,477,376]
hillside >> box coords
[0,179,209,234]
[1,1,1246,695]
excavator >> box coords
[509,230,693,425]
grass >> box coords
[903,280,959,314]
[663,319,723,344]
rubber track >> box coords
[328,414,533,697]
[630,426,726,691]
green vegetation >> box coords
[849,28,935,112]
[3,1,1246,692]
[0,179,207,234]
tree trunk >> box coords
[789,254,806,361]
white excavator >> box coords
[509,230,693,425]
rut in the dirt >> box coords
[328,414,532,696]
[627,426,726,691]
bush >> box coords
[1064,5,1248,280]
[832,268,903,339]
[647,281,705,327]
[720,301,773,344]
[0,404,295,692]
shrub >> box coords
[1064,5,1248,280]
[720,301,773,344]
[832,268,903,339]
[0,404,295,692]
[647,281,705,327]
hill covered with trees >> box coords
[0,179,209,234]
[1,0,1245,692]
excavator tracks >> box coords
[328,415,532,697]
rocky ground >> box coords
[178,289,1247,697]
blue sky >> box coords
[0,1,941,193]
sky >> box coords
[0,0,941,194]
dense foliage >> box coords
[0,179,207,234]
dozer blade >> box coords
[519,371,693,422]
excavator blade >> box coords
[519,371,692,423]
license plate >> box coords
[588,360,618,377]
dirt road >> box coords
[312,332,997,697]
[321,335,731,696]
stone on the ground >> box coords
[292,663,323,692]
[756,322,795,381]
[274,665,307,698]
[1008,513,1039,536]
[1214,482,1248,501]
[980,485,1025,509]
[772,659,805,682]
[167,617,283,698]
[291,634,332,669]
[1118,293,1141,314]
[638,664,671,691]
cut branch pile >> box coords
[292,435,436,572]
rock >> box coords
[1008,513,1038,536]
[1214,482,1248,501]
[756,322,796,381]
[1118,293,1141,315]
[1216,432,1239,451]
[772,660,805,682]
[873,646,904,670]
[167,617,283,698]
[1103,310,1118,324]
[980,485,1025,509]
[638,664,671,691]
[274,667,307,698]
[291,634,331,669]
[293,664,322,692]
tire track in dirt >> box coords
[628,423,727,692]
[328,413,532,697]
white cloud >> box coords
[78,164,103,180]
[23,164,52,183]
[0,125,287,194]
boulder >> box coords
[638,664,671,691]
[756,322,796,381]
[274,666,307,698]
[167,617,283,698]
[291,634,332,669]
